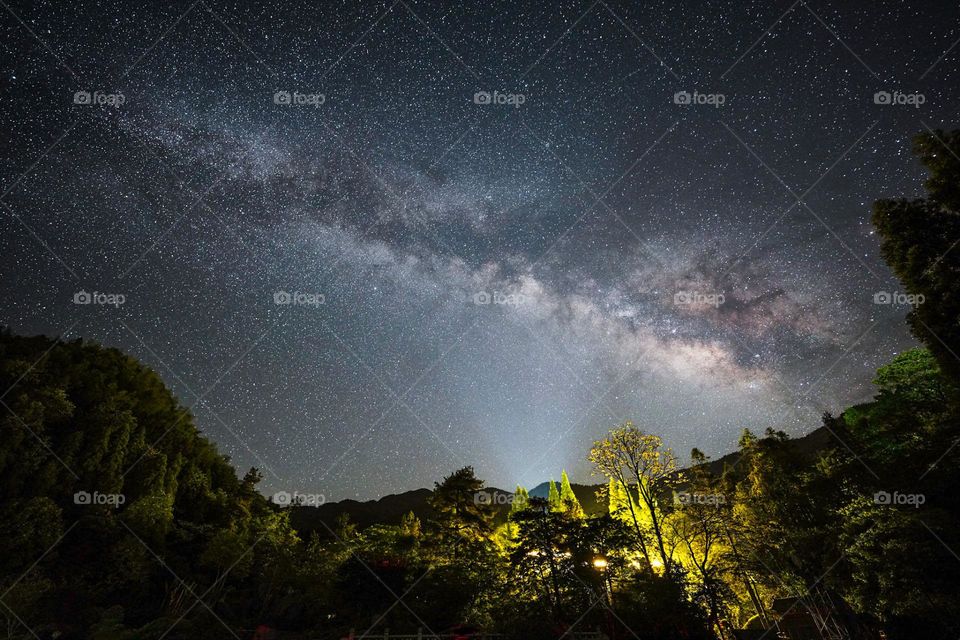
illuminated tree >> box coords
[559,470,584,517]
[510,485,529,520]
[547,479,561,512]
[508,498,596,625]
[665,449,735,636]
[607,477,630,521]
[589,422,680,572]
[400,510,422,543]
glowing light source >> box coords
[592,557,609,569]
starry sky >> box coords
[2,0,959,500]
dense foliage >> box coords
[0,332,299,638]
[1,129,959,638]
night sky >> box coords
[2,0,959,500]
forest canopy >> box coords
[1,128,959,639]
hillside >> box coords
[291,424,836,534]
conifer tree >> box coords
[511,485,529,514]
[607,477,628,519]
[503,485,530,540]
[547,479,561,511]
[873,129,960,383]
[559,470,583,517]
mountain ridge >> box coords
[289,424,835,535]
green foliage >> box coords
[511,485,529,513]
[8,132,960,640]
[0,331,270,637]
[872,129,960,383]
[607,477,632,521]
[546,478,561,511]
[874,348,949,401]
[428,466,495,552]
[2,318,957,640]
[508,498,595,623]
[559,470,584,517]
[399,509,422,540]
[590,422,680,572]
[0,497,63,576]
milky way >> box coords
[2,0,959,499]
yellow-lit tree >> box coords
[589,422,681,573]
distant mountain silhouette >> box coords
[289,487,435,534]
[290,425,834,536]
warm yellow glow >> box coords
[651,558,664,570]
[592,557,609,569]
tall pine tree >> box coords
[511,485,529,513]
[559,470,583,517]
[547,479,561,512]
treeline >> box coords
[0,329,300,638]
[0,128,959,639]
